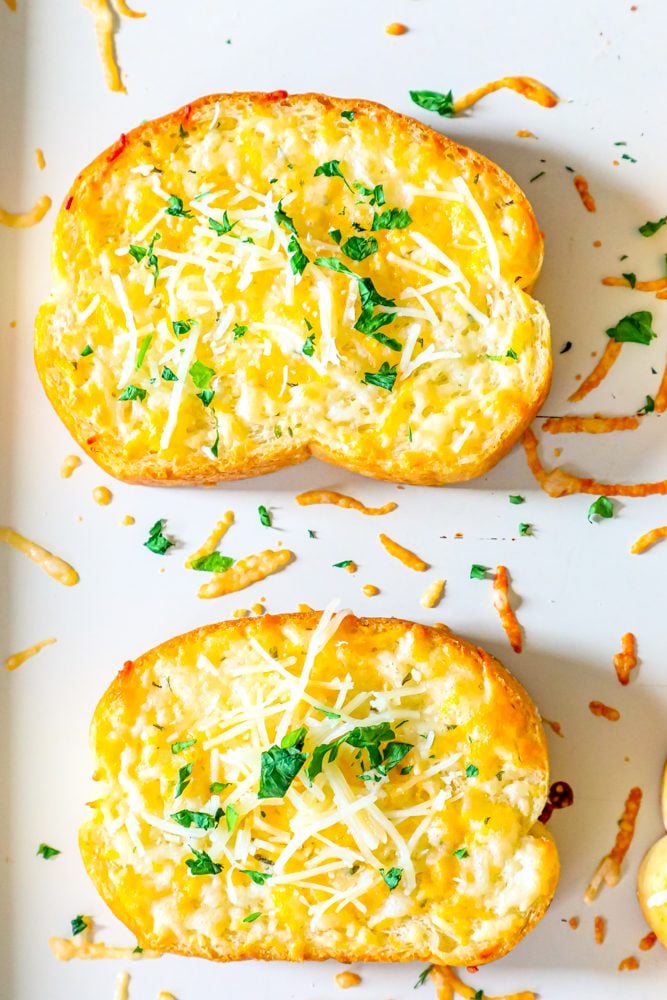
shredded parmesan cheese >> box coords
[420,578,445,608]
[431,966,536,999]
[186,511,234,565]
[198,548,293,598]
[60,454,82,478]
[378,533,428,571]
[492,566,522,653]
[584,787,642,903]
[453,76,558,113]
[568,341,622,402]
[630,526,667,555]
[0,193,51,228]
[113,971,130,1000]
[5,637,56,672]
[542,415,639,434]
[0,527,79,586]
[589,701,620,721]
[295,490,397,516]
[613,633,637,685]
[573,175,596,212]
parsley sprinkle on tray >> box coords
[639,216,667,237]
[587,496,614,522]
[258,505,272,527]
[333,560,353,568]
[71,915,88,936]
[189,552,234,572]
[409,89,455,117]
[414,965,434,988]
[144,518,174,555]
[37,843,60,859]
[469,564,488,580]
[606,311,656,345]
[509,495,525,505]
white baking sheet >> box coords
[1,0,666,997]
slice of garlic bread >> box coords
[35,92,550,486]
[80,610,558,965]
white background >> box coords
[1,1,666,997]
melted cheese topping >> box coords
[60,454,82,478]
[0,527,79,585]
[37,95,549,484]
[5,637,56,672]
[80,611,555,965]
[296,490,397,516]
[197,548,293,598]
[630,526,667,555]
[0,194,51,228]
[420,579,445,609]
[379,533,428,571]
[454,77,558,113]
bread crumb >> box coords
[589,700,620,721]
[362,584,380,597]
[553,447,562,458]
[594,915,606,944]
[335,970,361,989]
[618,956,639,971]
[385,22,407,35]
[92,485,112,506]
[420,578,445,609]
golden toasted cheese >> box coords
[36,92,550,486]
[80,609,558,966]
[637,762,667,948]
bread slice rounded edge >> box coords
[35,91,550,487]
[79,611,559,966]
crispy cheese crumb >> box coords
[569,916,580,929]
[198,548,294,598]
[60,455,82,479]
[541,717,564,737]
[420,578,445,608]
[618,956,639,971]
[378,532,429,571]
[492,565,522,653]
[516,130,538,139]
[639,930,657,951]
[93,485,113,506]
[113,970,130,1000]
[335,970,362,989]
[573,175,596,212]
[613,632,637,685]
[0,193,51,228]
[431,965,537,999]
[0,526,79,586]
[5,637,56,672]
[589,700,620,721]
[594,915,606,944]
[385,22,408,35]
[362,583,380,597]
[630,526,667,555]
[186,512,234,566]
[568,341,622,403]
[542,415,639,434]
[584,787,642,903]
[295,490,397,516]
[454,76,558,113]
[35,147,46,170]
[121,514,135,526]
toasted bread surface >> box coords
[36,92,550,486]
[80,610,558,965]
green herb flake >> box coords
[161,366,178,381]
[258,505,272,527]
[171,738,197,754]
[210,424,220,458]
[587,496,614,522]
[189,359,215,389]
[129,231,161,285]
[307,529,316,538]
[133,946,143,954]
[329,228,342,244]
[287,235,309,275]
[172,318,195,337]
[530,171,545,183]
[380,866,403,890]
[453,847,469,859]
[240,868,272,885]
[315,706,341,719]
[208,212,236,235]
[258,744,307,798]
[340,110,355,121]
[71,915,88,936]
[37,843,61,859]
[639,216,667,238]
[622,272,637,288]
[342,235,378,261]
[313,159,353,191]
[474,991,484,1000]
[409,89,455,117]
[165,194,193,218]
[80,345,94,357]
[638,395,655,415]
[185,847,222,876]
[414,965,434,989]
[225,804,239,832]
[469,564,488,580]
[307,721,396,781]
[243,911,262,923]
[465,763,479,778]
[314,256,355,276]
[193,190,213,201]
[197,389,215,407]
[170,809,221,830]
[370,207,412,231]
[333,559,353,568]
[174,762,193,798]
[118,384,147,402]
[519,522,532,536]
[143,518,174,555]
[189,552,234,573]
[362,362,397,392]
[134,333,152,369]
[302,333,316,356]
[274,200,297,235]
[210,781,230,794]
[606,311,657,345]
[509,495,525,505]
[233,323,247,340]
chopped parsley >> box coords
[409,89,455,116]
[315,706,341,719]
[308,529,316,538]
[519,522,532,536]
[170,809,222,830]
[606,311,656,345]
[509,495,525,504]
[307,721,404,782]
[622,272,637,288]
[71,915,88,936]
[340,110,355,121]
[274,200,297,235]
[118,384,147,402]
[243,911,262,923]
[174,763,192,798]
[171,738,196,754]
[587,496,614,522]
[486,348,518,361]
[379,867,403,890]
[224,804,238,832]
[258,730,308,799]
[161,366,178,381]
[313,159,353,191]
[362,362,397,392]
[239,868,272,885]
[129,231,161,285]
[302,333,316,356]
[258,505,272,527]
[189,359,215,389]
[165,194,193,218]
[453,847,469,859]
[354,182,385,206]
[210,781,230,794]
[639,216,667,237]
[210,424,220,458]
[341,235,378,261]
[333,559,353,568]
[469,564,488,580]
[80,344,93,357]
[287,235,309,275]
[638,395,655,415]
[143,518,174,555]
[414,965,434,989]
[530,171,545,183]
[37,843,60,859]
[370,207,412,231]
[560,341,572,354]
[197,389,215,407]
[465,763,479,778]
[172,318,195,336]
[189,552,234,572]
[208,212,236,235]
[314,256,354,276]
[185,848,222,876]
[233,323,247,340]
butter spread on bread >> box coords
[80,609,558,965]
[36,92,551,485]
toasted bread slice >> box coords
[80,610,558,965]
[36,92,550,486]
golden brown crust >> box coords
[36,91,550,487]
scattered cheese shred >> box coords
[492,565,522,653]
[431,966,536,1000]
[157,993,177,1000]
[618,956,639,971]
[82,0,125,93]
[48,938,160,961]
[602,275,667,294]
[5,637,56,672]
[198,548,294,598]
[655,362,667,412]
[594,915,606,944]
[584,787,642,903]
[523,427,667,498]
[573,175,596,212]
[295,490,397,516]
[630,526,667,555]
[0,193,51,228]
[453,76,558,113]
[420,578,445,608]
[568,340,622,402]
[113,971,130,1000]
[639,930,657,951]
[589,700,620,721]
[60,454,82,479]
[35,148,46,170]
[185,511,234,565]
[515,130,538,139]
[0,527,79,586]
[378,533,428,571]
[542,415,639,434]
[334,970,362,989]
[112,0,145,17]
[613,632,637,686]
